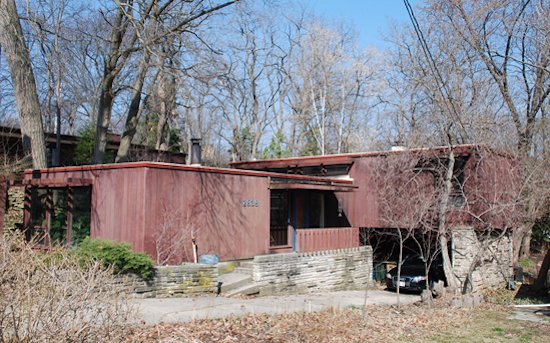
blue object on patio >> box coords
[200,254,219,265]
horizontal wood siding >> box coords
[296,227,359,252]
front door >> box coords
[269,190,289,246]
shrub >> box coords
[518,257,535,270]
[75,237,154,279]
[0,233,135,342]
[74,125,114,165]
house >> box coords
[0,125,186,245]
[231,144,520,233]
[0,125,187,167]
[232,145,519,290]
[11,144,517,290]
[17,159,357,263]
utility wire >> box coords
[403,0,469,143]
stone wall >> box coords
[252,246,373,296]
[120,264,218,298]
[4,186,24,231]
[452,227,512,293]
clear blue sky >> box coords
[299,0,417,49]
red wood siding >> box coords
[296,227,359,252]
[338,151,516,230]
[29,168,148,251]
[23,165,271,262]
[142,168,270,262]
[457,153,521,229]
[90,168,148,251]
[339,157,381,228]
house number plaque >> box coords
[242,199,259,207]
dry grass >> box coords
[424,307,549,343]
[127,296,549,343]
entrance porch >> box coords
[269,180,358,253]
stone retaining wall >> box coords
[452,227,512,293]
[4,186,24,231]
[252,246,373,296]
[120,264,218,298]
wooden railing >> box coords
[296,227,359,253]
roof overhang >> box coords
[230,144,481,170]
[269,178,356,192]
[22,177,93,187]
[24,162,355,186]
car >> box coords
[385,255,446,292]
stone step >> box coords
[225,283,260,297]
[219,272,252,293]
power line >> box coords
[403,0,469,143]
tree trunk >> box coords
[396,229,403,310]
[512,224,533,265]
[93,78,115,164]
[156,111,168,151]
[92,5,129,164]
[533,248,550,291]
[438,148,460,289]
[520,229,532,259]
[115,52,151,163]
[0,0,47,169]
[53,101,61,166]
[154,67,175,152]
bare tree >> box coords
[372,151,438,306]
[94,0,239,164]
[152,206,201,264]
[426,0,550,261]
[0,0,47,168]
[211,5,284,161]
[383,1,550,268]
[287,21,378,156]
[28,0,74,166]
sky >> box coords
[299,0,417,50]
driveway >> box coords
[133,290,420,324]
[510,304,550,324]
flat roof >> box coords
[0,125,186,158]
[24,161,353,185]
[230,144,480,170]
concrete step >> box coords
[239,261,254,269]
[219,272,252,293]
[225,283,260,297]
[233,266,253,275]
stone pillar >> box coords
[451,226,512,293]
[451,227,482,292]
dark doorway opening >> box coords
[26,186,91,248]
[270,189,352,248]
[270,190,289,247]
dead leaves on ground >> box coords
[127,300,477,342]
